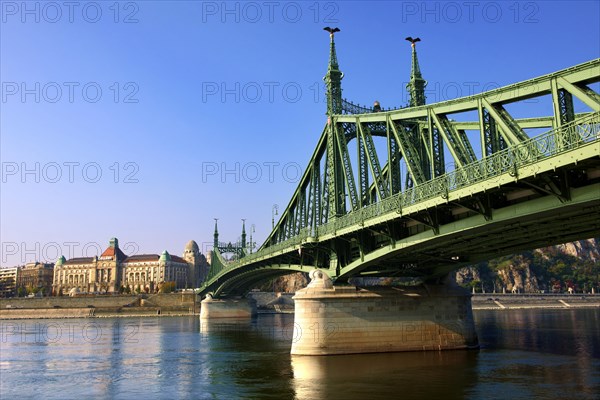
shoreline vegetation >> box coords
[0,293,598,320]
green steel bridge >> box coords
[200,32,600,298]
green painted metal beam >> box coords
[557,76,600,112]
[200,111,599,297]
[200,55,600,298]
[388,117,427,184]
[334,123,359,211]
[336,59,600,123]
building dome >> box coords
[185,240,199,253]
[159,250,171,262]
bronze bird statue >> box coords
[405,37,421,46]
[324,27,341,35]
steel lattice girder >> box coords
[202,112,599,295]
[264,59,600,246]
[200,60,600,297]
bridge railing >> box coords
[205,112,599,281]
[341,98,403,114]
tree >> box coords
[468,280,481,292]
[99,282,109,294]
[159,281,176,294]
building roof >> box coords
[100,246,128,261]
[24,262,54,269]
[123,253,188,265]
[171,255,188,264]
[123,254,160,263]
[64,257,95,265]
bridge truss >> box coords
[200,36,600,297]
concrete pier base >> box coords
[199,296,257,319]
[291,271,478,355]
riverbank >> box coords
[0,307,198,319]
[252,292,600,312]
[471,293,600,310]
[0,293,197,319]
[1,292,598,319]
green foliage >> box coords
[494,259,513,270]
[159,281,176,294]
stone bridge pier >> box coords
[291,270,479,355]
[199,294,256,319]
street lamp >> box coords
[249,224,256,254]
[272,204,279,229]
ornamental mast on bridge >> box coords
[405,36,427,107]
[323,26,344,218]
[211,218,248,261]
[241,219,246,249]
[324,27,343,116]
[213,218,219,251]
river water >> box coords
[1,308,598,399]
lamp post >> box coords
[241,218,246,249]
[272,204,279,229]
[249,224,255,254]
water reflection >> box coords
[292,350,479,400]
[472,309,600,400]
[198,315,295,399]
[475,308,600,357]
[1,310,599,399]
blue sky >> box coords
[1,0,599,267]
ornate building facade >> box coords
[17,262,54,295]
[52,238,209,295]
[52,237,126,295]
[122,250,190,293]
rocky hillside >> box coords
[260,272,309,293]
[455,238,600,293]
[265,239,600,294]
